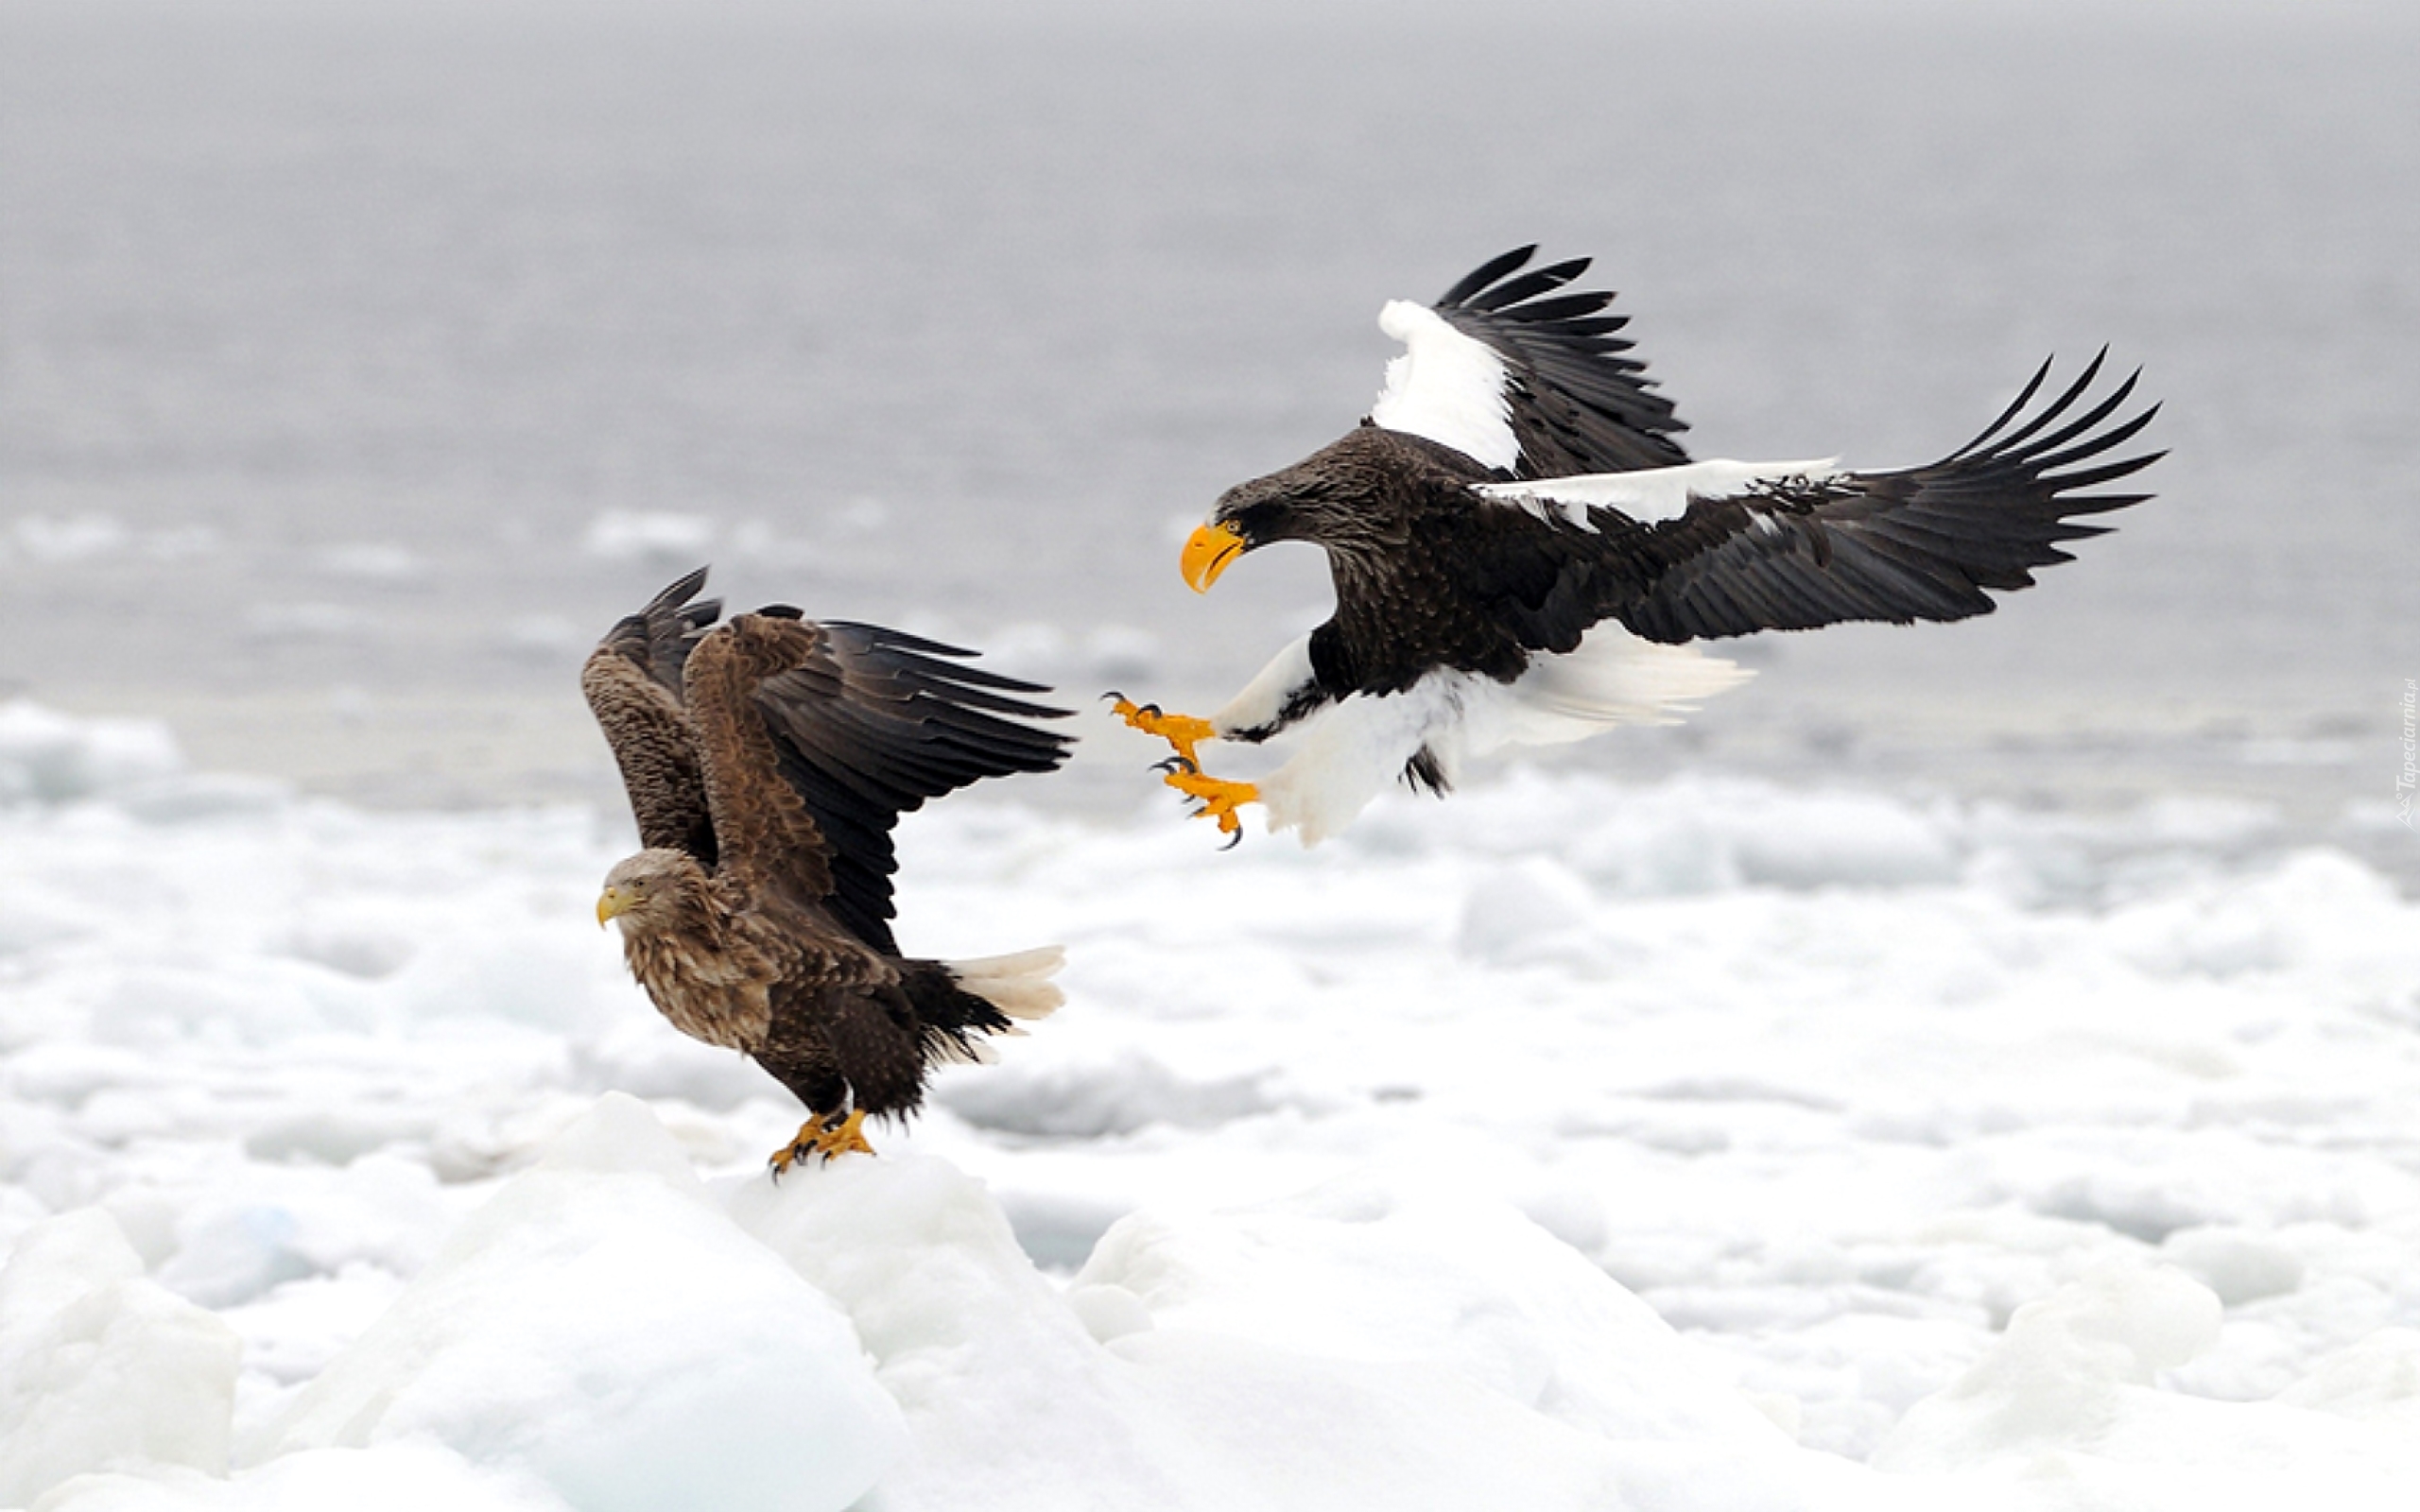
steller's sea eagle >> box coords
[1112,246,2161,845]
[586,568,1073,1170]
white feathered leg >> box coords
[1256,685,1450,846]
[1261,626,1749,846]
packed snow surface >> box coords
[3,707,2418,1510]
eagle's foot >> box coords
[1105,693,1217,768]
[769,1108,876,1178]
[1160,763,1259,846]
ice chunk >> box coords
[1063,1282,1153,1344]
[2160,1226,2306,1307]
[153,1155,454,1309]
[1876,1262,2222,1471]
[0,1210,243,1507]
[1454,856,1617,970]
[0,703,183,805]
[934,1046,1299,1139]
[1878,1263,2420,1499]
[254,1095,904,1512]
[732,1151,1180,1506]
[1079,1167,1788,1449]
[376,924,625,1035]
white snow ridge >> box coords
[3,705,2419,1511]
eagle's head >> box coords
[1183,429,1422,593]
[595,849,712,936]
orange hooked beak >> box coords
[1181,521,1247,593]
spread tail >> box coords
[904,947,1066,1067]
[945,945,1066,1022]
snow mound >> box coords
[1080,1168,1789,1447]
[0,1210,242,1507]
[251,1096,905,1512]
[733,1141,1857,1512]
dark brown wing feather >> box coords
[679,612,845,914]
[581,568,723,862]
[752,620,1073,955]
[1431,245,1692,477]
[1607,352,2162,644]
[594,571,1073,955]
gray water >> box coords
[3,0,2414,865]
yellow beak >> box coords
[596,886,631,927]
[1181,522,1247,594]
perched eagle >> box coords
[1113,246,2161,845]
[585,568,1074,1170]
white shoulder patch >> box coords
[1368,301,1519,472]
[1474,457,1844,528]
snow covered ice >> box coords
[3,705,2419,1511]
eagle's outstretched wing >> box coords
[587,572,1074,954]
[1611,353,2160,642]
[1370,245,1690,479]
[580,567,722,865]
[749,619,1073,954]
[1466,353,2161,649]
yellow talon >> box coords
[769,1108,876,1177]
[1163,765,1259,843]
[1107,695,1218,768]
[812,1108,875,1160]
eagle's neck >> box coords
[619,883,774,1051]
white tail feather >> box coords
[1502,626,1754,741]
[946,945,1066,1022]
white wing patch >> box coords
[1475,457,1844,528]
[1368,301,1519,472]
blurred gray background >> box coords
[2,0,2412,857]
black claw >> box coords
[1219,828,1244,851]
[1153,755,1201,776]
[1102,690,1125,705]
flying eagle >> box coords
[1112,246,2161,845]
[585,568,1074,1170]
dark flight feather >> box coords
[583,572,1072,954]
[1602,356,2162,644]
[1425,246,1692,477]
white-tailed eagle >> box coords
[586,568,1074,1170]
[1112,247,2160,845]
